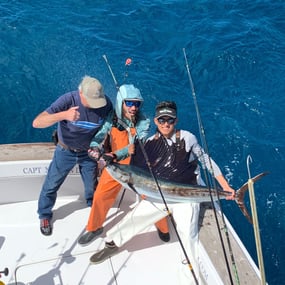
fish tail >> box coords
[235,172,269,224]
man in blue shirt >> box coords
[32,76,113,236]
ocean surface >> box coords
[1,1,284,284]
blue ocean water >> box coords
[1,1,284,284]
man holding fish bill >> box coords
[89,101,235,284]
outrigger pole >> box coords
[102,54,199,285]
[246,156,267,285]
[182,48,238,285]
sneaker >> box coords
[78,227,103,246]
[40,219,52,236]
[90,241,119,264]
[157,228,170,242]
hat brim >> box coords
[124,98,143,101]
[86,97,107,109]
[155,112,177,119]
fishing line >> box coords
[102,54,199,285]
[183,48,239,285]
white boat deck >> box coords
[0,194,183,284]
[0,143,262,285]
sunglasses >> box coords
[157,117,176,125]
[124,100,141,108]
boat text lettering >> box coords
[22,166,79,175]
[23,167,43,175]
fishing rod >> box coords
[183,48,239,285]
[102,54,131,206]
[103,54,120,88]
[246,156,266,285]
[134,134,199,285]
[102,54,199,285]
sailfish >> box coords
[106,162,267,224]
[104,136,267,224]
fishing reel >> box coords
[0,267,8,285]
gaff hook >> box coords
[247,155,253,179]
[246,155,267,285]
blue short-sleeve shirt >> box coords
[46,91,113,150]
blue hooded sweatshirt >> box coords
[90,84,150,161]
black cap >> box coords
[155,101,177,118]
